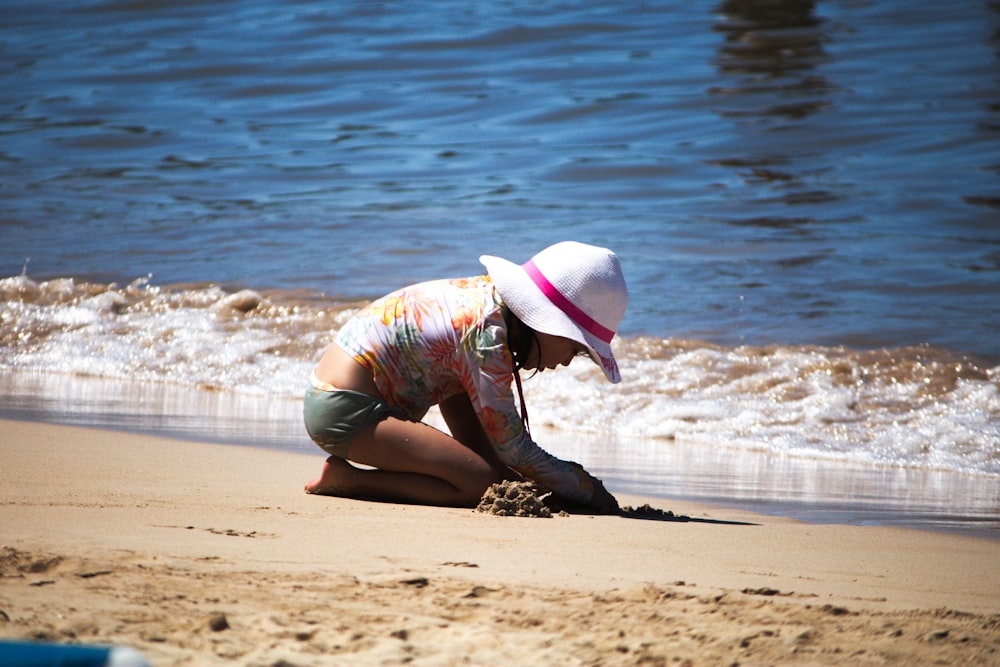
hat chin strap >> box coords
[513,368,531,440]
[523,259,615,344]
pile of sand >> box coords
[620,503,684,520]
[475,481,553,517]
[475,482,687,520]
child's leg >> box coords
[305,417,500,507]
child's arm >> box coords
[585,473,620,514]
[439,392,521,481]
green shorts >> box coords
[303,384,393,459]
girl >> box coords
[303,241,627,514]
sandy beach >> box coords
[1,418,998,666]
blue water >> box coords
[2,0,999,533]
[3,0,999,356]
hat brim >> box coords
[481,254,621,383]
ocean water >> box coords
[2,1,998,534]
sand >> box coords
[1,419,998,666]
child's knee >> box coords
[460,470,500,506]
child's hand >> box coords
[587,476,620,515]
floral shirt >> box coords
[333,275,592,502]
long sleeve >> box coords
[460,310,593,503]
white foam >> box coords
[3,276,998,477]
[522,343,1000,475]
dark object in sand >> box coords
[475,480,552,517]
[208,611,230,631]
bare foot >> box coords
[304,456,356,496]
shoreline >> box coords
[2,418,999,665]
[3,379,998,539]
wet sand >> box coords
[1,419,998,665]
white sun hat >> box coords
[480,241,628,383]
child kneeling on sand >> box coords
[303,241,627,514]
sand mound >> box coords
[475,484,688,520]
[620,503,680,520]
[476,481,552,517]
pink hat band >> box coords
[480,241,628,383]
[524,259,615,344]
